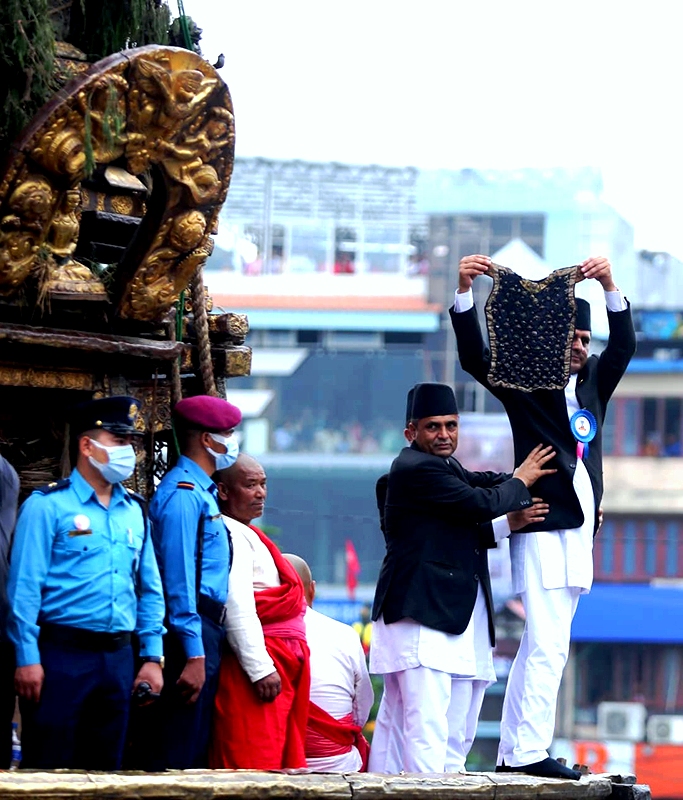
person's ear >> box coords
[309,579,316,606]
[79,435,93,458]
[216,481,229,502]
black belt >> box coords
[40,623,132,652]
[197,593,227,626]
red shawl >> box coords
[307,703,370,771]
[209,525,311,769]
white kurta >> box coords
[369,471,510,772]
[369,586,496,683]
[304,607,374,772]
[223,515,279,682]
[508,374,595,594]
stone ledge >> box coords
[0,770,640,800]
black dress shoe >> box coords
[504,757,581,780]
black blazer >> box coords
[450,303,636,534]
[372,443,532,644]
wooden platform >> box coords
[0,770,651,800]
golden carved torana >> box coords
[0,46,235,320]
[0,365,95,391]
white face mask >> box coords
[205,433,239,470]
[88,438,136,484]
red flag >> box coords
[345,539,361,599]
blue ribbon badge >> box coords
[570,409,597,460]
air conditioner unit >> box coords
[597,702,647,741]
[647,715,683,744]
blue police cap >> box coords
[71,395,143,437]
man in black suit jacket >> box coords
[368,382,555,774]
[451,254,636,780]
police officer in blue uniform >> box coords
[142,394,241,770]
[7,396,165,770]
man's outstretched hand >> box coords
[458,254,491,292]
[508,498,550,531]
[513,444,557,488]
[580,256,617,292]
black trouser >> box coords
[20,626,134,770]
[125,616,223,771]
[0,639,15,769]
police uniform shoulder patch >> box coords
[177,481,195,490]
[35,478,71,494]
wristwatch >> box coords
[140,655,165,669]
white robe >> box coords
[305,607,374,772]
[222,516,278,682]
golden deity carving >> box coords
[0,176,54,293]
[43,188,107,299]
[0,46,235,319]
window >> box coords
[600,519,615,575]
[641,398,661,455]
[290,224,329,273]
[610,397,683,456]
[334,227,357,274]
[323,331,382,350]
[267,224,286,273]
[603,404,616,455]
[622,399,639,455]
[623,520,637,576]
[361,226,404,273]
[408,226,429,275]
[645,521,658,575]
[261,330,296,347]
[242,224,263,274]
[664,398,682,456]
[666,521,679,577]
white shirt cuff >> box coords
[604,289,627,312]
[453,287,474,312]
[492,514,511,543]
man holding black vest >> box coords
[369,382,555,773]
[451,255,636,779]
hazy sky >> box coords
[187,0,683,258]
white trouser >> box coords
[498,537,581,767]
[370,666,487,773]
[368,672,404,773]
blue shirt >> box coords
[150,456,231,658]
[8,468,165,667]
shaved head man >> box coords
[215,454,267,525]
[209,455,310,770]
[282,554,315,607]
[283,554,373,773]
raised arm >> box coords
[580,256,636,401]
[449,255,494,385]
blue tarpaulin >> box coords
[571,583,683,643]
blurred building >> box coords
[207,158,643,586]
